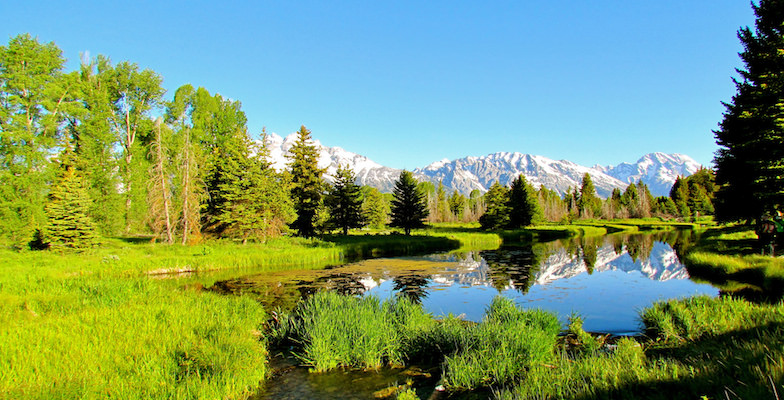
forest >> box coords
[0,33,719,251]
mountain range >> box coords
[262,132,704,197]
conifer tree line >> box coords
[1,33,725,250]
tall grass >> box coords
[272,291,435,371]
[440,297,560,391]
[0,281,267,399]
[497,296,784,400]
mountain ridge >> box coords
[261,132,704,197]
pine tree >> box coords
[507,174,542,228]
[287,125,324,237]
[362,186,389,228]
[325,164,365,235]
[216,130,294,243]
[44,145,98,251]
[714,0,784,222]
[670,176,691,218]
[479,181,510,230]
[448,190,467,221]
[577,173,601,219]
[390,170,429,235]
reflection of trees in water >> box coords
[392,274,430,304]
[481,243,544,294]
[296,273,369,299]
[579,236,601,274]
[625,234,655,262]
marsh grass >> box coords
[0,232,473,399]
[272,291,435,371]
[0,281,267,399]
[682,225,784,301]
[498,296,784,400]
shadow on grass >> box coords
[571,323,784,400]
[321,234,461,261]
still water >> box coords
[214,231,718,335]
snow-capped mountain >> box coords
[594,153,702,197]
[261,132,702,197]
[263,132,403,192]
[413,153,627,198]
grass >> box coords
[680,225,784,302]
[0,231,473,399]
[497,296,784,400]
[0,279,268,400]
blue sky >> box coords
[2,1,756,169]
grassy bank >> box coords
[272,292,783,400]
[680,225,784,301]
[0,232,467,399]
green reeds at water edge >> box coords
[273,292,784,400]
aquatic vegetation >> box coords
[440,297,560,390]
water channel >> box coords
[210,230,720,399]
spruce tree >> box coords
[390,170,429,235]
[362,186,389,229]
[714,0,784,221]
[479,181,510,230]
[216,130,294,243]
[507,174,542,228]
[325,164,365,235]
[577,173,601,219]
[287,125,324,237]
[44,145,98,251]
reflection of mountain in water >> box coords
[534,242,687,285]
[211,234,693,308]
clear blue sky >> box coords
[2,1,756,169]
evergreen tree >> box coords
[390,170,429,235]
[713,0,784,222]
[44,145,98,251]
[479,181,510,230]
[325,164,365,235]
[287,125,324,237]
[507,174,542,228]
[362,186,389,229]
[448,190,467,221]
[216,130,294,243]
[577,173,601,219]
[670,176,692,218]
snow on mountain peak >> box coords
[257,135,701,196]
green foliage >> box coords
[507,174,542,228]
[288,125,324,237]
[0,34,75,247]
[325,165,365,235]
[43,146,98,251]
[390,171,429,235]
[714,0,784,222]
[577,173,601,218]
[479,181,509,229]
[362,186,390,228]
[441,297,560,390]
[215,130,294,242]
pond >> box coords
[213,230,718,336]
[217,230,720,399]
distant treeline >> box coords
[0,34,716,250]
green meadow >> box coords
[2,221,783,399]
